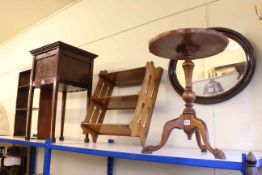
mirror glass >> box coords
[168,27,256,104]
[176,38,246,96]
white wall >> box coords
[0,0,262,174]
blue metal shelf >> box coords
[0,136,45,175]
[0,136,45,147]
[50,143,245,170]
[0,136,261,175]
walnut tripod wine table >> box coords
[142,28,229,159]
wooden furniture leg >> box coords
[84,135,90,143]
[87,72,93,107]
[191,116,225,159]
[59,91,67,141]
[38,89,52,139]
[195,129,207,152]
[142,116,183,153]
[84,84,92,143]
[25,86,34,140]
[50,82,59,142]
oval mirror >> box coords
[168,27,256,104]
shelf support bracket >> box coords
[43,139,52,175]
[107,157,114,175]
[29,146,37,175]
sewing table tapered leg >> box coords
[59,91,67,141]
[84,85,92,143]
[50,81,59,142]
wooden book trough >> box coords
[81,61,162,146]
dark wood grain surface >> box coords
[149,28,228,60]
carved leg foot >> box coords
[192,116,226,159]
[195,129,207,152]
[59,136,64,141]
[142,116,183,154]
[51,137,56,143]
[213,148,226,159]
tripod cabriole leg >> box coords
[192,116,226,159]
[142,116,183,153]
[195,129,207,152]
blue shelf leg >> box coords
[241,153,247,175]
[29,146,37,175]
[107,157,114,175]
[43,139,52,175]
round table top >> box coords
[149,28,229,60]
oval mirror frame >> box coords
[168,27,256,104]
